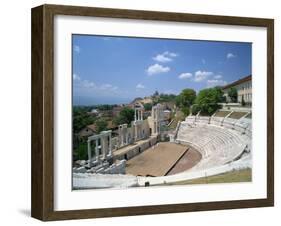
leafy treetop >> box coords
[113,107,135,126]
[228,87,238,103]
[195,87,224,115]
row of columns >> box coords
[87,105,163,167]
[87,130,112,167]
[134,108,143,121]
[151,104,163,135]
[134,122,141,141]
[118,124,129,147]
[133,107,144,141]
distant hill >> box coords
[130,97,153,105]
[130,97,142,104]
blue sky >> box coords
[72,35,251,105]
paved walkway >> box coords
[137,157,251,186]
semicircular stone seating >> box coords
[176,115,252,172]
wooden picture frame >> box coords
[31,4,274,221]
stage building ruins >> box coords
[73,103,164,174]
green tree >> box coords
[228,87,238,103]
[191,104,201,115]
[176,88,196,108]
[113,107,135,125]
[74,141,88,160]
[195,87,224,115]
[95,104,115,111]
[143,103,152,111]
[181,106,190,116]
[175,95,183,107]
[95,119,108,133]
[158,93,177,103]
[73,107,95,133]
[153,90,159,97]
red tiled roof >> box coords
[86,124,96,132]
[222,75,252,90]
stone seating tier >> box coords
[177,123,244,147]
[187,115,252,135]
[176,118,251,171]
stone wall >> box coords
[131,119,150,141]
[73,159,126,175]
[113,136,158,161]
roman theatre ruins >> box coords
[73,104,252,189]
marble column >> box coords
[135,124,138,140]
[108,135,112,157]
[95,139,99,163]
[87,140,92,167]
[102,136,107,159]
[126,132,128,144]
[119,129,123,147]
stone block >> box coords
[75,166,87,173]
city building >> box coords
[78,123,96,139]
[222,75,252,104]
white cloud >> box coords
[153,51,178,63]
[207,79,227,87]
[136,83,145,89]
[178,72,192,79]
[166,51,178,57]
[100,84,112,90]
[74,75,119,92]
[194,70,213,82]
[227,53,236,59]
[73,73,81,81]
[147,63,170,75]
[74,45,80,53]
[100,83,118,91]
[214,74,222,79]
[81,80,96,88]
[153,54,172,63]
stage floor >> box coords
[166,147,202,175]
[126,142,188,177]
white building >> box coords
[222,75,252,104]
